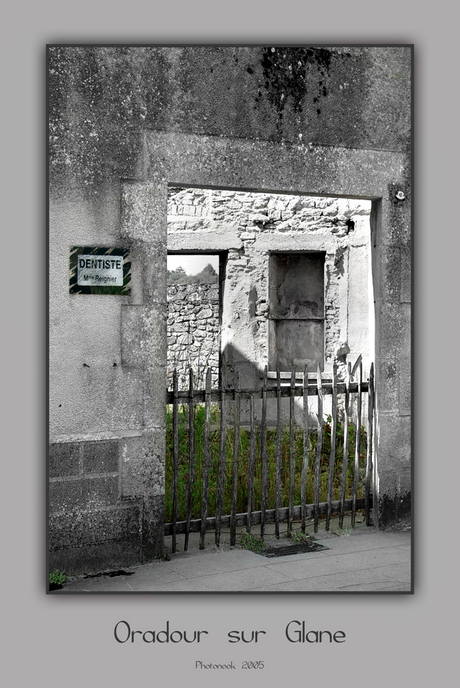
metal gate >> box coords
[165,356,374,553]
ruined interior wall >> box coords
[167,282,220,389]
[168,187,372,390]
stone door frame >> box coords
[121,130,411,534]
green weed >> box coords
[237,532,266,553]
[286,529,312,544]
[165,404,367,523]
[49,571,67,586]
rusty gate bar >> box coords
[365,363,375,526]
[339,363,351,529]
[171,369,179,554]
[166,381,370,403]
[260,366,268,539]
[184,369,195,552]
[246,392,256,534]
[164,498,369,537]
[301,364,309,533]
[275,366,282,539]
[288,368,296,533]
[230,369,241,546]
[326,361,338,531]
[199,368,212,550]
[351,361,363,528]
[314,364,323,533]
[215,368,227,547]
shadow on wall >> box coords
[170,338,370,429]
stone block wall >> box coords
[49,438,142,574]
[167,282,220,389]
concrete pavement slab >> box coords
[159,548,264,579]
[332,581,411,592]
[140,565,291,592]
[313,532,411,554]
[110,563,187,590]
[52,529,412,593]
[250,567,406,592]
[263,546,410,583]
[372,562,411,584]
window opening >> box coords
[268,252,325,372]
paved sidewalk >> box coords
[54,526,412,593]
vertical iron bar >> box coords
[275,366,282,539]
[184,368,195,551]
[230,368,241,546]
[351,361,363,528]
[301,365,309,533]
[365,363,374,526]
[199,368,212,550]
[288,367,296,533]
[314,364,323,533]
[247,391,256,533]
[172,369,179,554]
[339,362,351,529]
[215,367,227,546]
[260,365,268,539]
[326,361,338,531]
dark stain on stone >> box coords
[261,46,333,132]
[379,491,411,526]
[247,66,254,74]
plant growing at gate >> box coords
[164,405,366,523]
[49,571,67,586]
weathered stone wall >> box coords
[167,282,220,389]
[49,438,144,573]
[48,46,411,202]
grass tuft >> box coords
[165,405,366,523]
